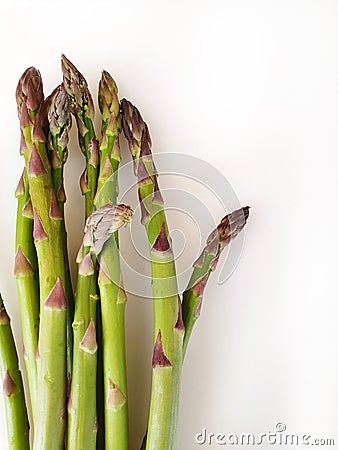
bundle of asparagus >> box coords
[0,56,250,450]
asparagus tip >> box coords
[217,206,250,245]
[16,66,43,115]
[45,84,70,136]
[98,70,119,118]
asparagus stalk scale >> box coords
[122,99,183,450]
[14,170,39,422]
[16,67,68,450]
[61,55,100,449]
[182,207,250,357]
[0,295,30,450]
[95,71,128,450]
[44,85,74,388]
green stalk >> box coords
[95,71,128,450]
[67,248,98,450]
[182,207,250,358]
[121,99,183,450]
[0,295,30,450]
[14,169,39,422]
[61,55,100,449]
[16,67,68,450]
[45,85,74,390]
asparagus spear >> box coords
[14,170,39,421]
[182,206,250,357]
[0,295,30,450]
[61,54,99,219]
[138,206,250,449]
[61,55,101,449]
[67,203,132,450]
[95,71,128,450]
[16,67,68,450]
[44,85,74,389]
[121,99,183,450]
[67,245,98,450]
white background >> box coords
[1,1,338,449]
